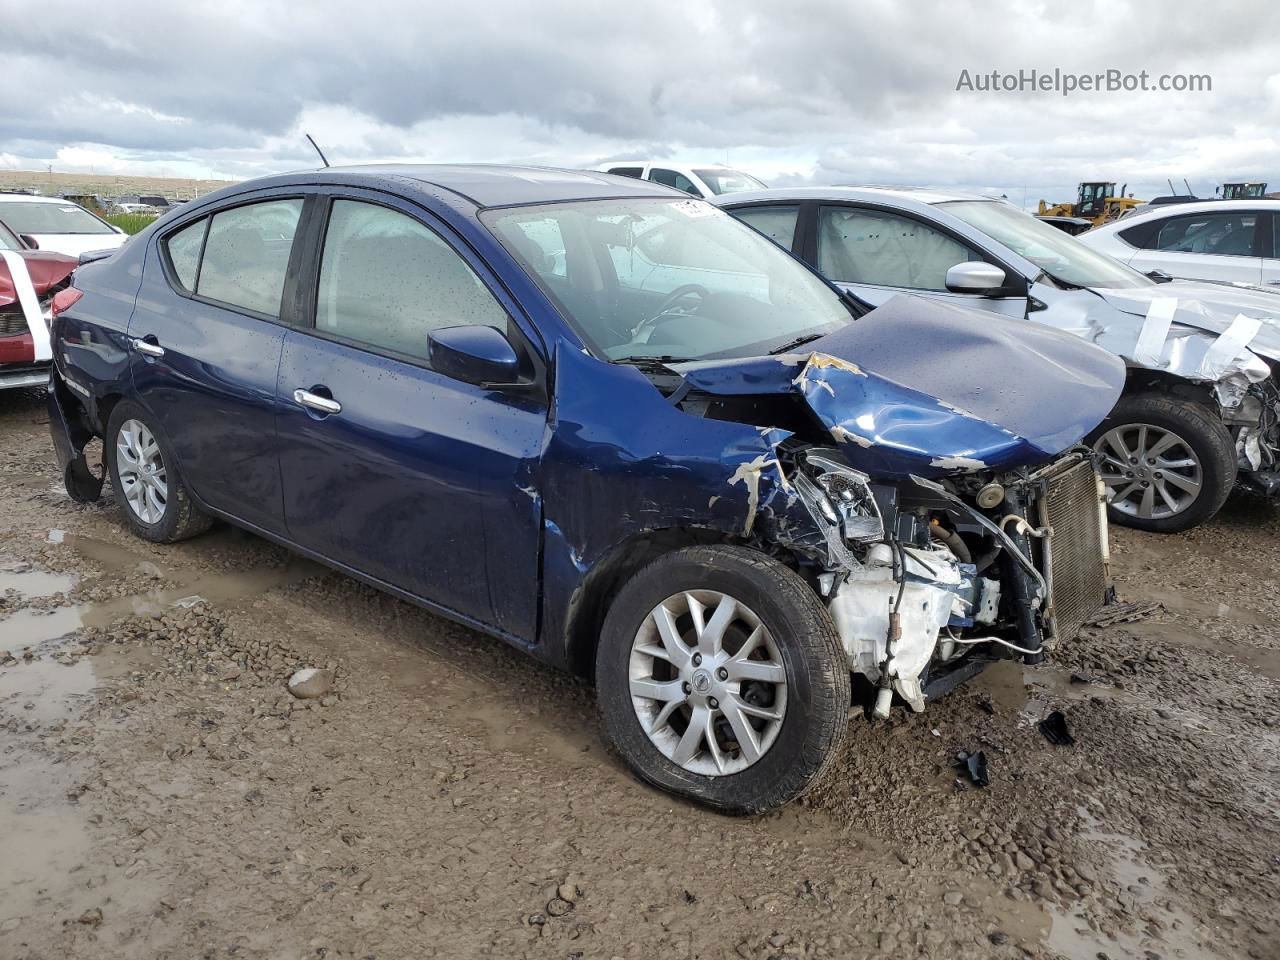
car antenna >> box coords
[305,134,330,168]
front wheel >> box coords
[596,545,850,814]
[1088,393,1236,534]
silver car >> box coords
[715,187,1280,533]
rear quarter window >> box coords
[163,218,208,290]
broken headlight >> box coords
[797,451,884,543]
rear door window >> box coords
[196,199,303,316]
[314,199,508,362]
[1154,212,1258,257]
[817,206,979,290]
[730,205,801,250]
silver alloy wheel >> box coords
[1094,422,1203,520]
[629,590,788,777]
[116,418,168,525]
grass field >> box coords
[104,212,160,234]
[0,169,235,201]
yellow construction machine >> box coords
[1037,182,1143,226]
[1218,182,1268,200]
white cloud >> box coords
[0,0,1275,206]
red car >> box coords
[0,220,78,390]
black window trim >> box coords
[156,191,313,327]
[292,189,546,393]
[806,199,1028,299]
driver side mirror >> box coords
[428,325,520,386]
[945,261,1007,295]
[20,234,39,249]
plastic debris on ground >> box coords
[1038,710,1075,746]
[954,749,990,788]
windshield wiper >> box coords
[613,355,699,369]
[768,333,825,355]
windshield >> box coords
[939,200,1152,289]
[0,201,118,236]
[693,169,767,196]
[484,197,850,362]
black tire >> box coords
[1086,392,1236,534]
[105,400,212,543]
[596,545,850,814]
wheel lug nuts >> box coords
[1147,458,1156,465]
[682,681,691,695]
[709,697,719,709]
[717,667,728,681]
[1154,471,1163,479]
[692,653,702,666]
[1129,457,1138,464]
[1141,481,1150,487]
[1125,471,1134,477]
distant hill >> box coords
[0,169,236,200]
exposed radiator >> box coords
[0,307,28,337]
[1035,456,1110,642]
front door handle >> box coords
[131,337,165,358]
[293,388,342,415]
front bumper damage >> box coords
[1060,292,1280,493]
[778,447,1109,717]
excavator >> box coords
[1218,182,1268,200]
[1037,182,1143,226]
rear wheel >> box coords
[596,545,849,814]
[1088,393,1235,533]
[105,400,212,543]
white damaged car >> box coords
[716,187,1280,532]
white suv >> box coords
[597,162,766,198]
[1079,199,1279,287]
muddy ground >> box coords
[1,387,1277,960]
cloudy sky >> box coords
[2,0,1277,206]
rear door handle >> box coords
[131,337,165,358]
[293,388,342,415]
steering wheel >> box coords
[630,283,712,344]
[653,283,710,317]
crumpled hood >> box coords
[673,295,1125,478]
[1094,281,1280,363]
[0,250,78,308]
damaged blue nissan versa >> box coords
[47,165,1124,813]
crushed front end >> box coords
[666,299,1125,715]
[775,443,1109,716]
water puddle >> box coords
[0,562,160,936]
[969,659,1124,725]
[1141,586,1269,628]
[1130,620,1280,681]
[0,564,76,599]
[2,606,87,650]
[1046,810,1207,959]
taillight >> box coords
[51,287,83,317]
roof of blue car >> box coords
[323,163,683,207]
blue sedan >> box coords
[47,165,1123,812]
